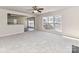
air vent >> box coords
[72,45,79,53]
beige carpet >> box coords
[0,31,78,53]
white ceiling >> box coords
[0,6,68,14]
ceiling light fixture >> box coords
[32,0,44,13]
[32,6,44,13]
[33,10,38,13]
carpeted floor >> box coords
[0,31,78,53]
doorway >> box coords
[27,17,35,31]
[24,17,35,32]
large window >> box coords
[43,16,54,29]
[43,16,62,32]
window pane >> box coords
[54,16,62,23]
[49,16,54,23]
[42,16,62,32]
[54,16,62,32]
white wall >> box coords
[0,8,33,37]
[0,25,24,37]
[35,7,79,38]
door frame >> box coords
[27,17,35,30]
